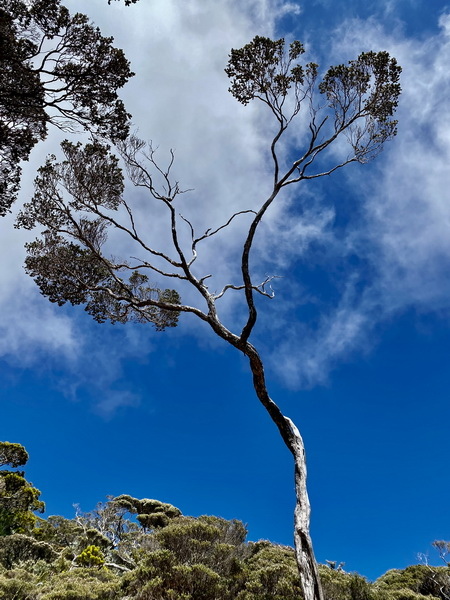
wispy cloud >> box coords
[265,11,450,388]
[4,1,450,409]
[0,0,297,411]
[0,213,78,365]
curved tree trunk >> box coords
[287,416,324,600]
[243,342,324,600]
[205,312,323,600]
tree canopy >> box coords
[0,0,133,215]
[17,36,401,334]
[0,442,44,536]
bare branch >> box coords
[193,209,257,245]
[284,157,358,185]
[213,275,280,300]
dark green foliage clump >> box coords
[114,494,182,530]
[0,534,56,569]
[319,564,373,600]
[225,35,316,106]
[374,564,450,600]
[0,442,44,536]
[17,140,182,331]
[236,541,303,599]
[0,0,133,214]
[226,35,401,165]
[0,443,29,469]
[319,50,401,159]
[32,568,120,600]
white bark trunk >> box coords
[286,417,324,600]
[240,343,323,600]
[202,325,324,600]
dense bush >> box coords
[0,497,449,600]
[374,565,449,600]
[319,564,373,600]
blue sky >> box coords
[1,0,450,582]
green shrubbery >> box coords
[1,442,449,600]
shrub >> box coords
[76,545,105,568]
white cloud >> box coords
[342,12,450,310]
[266,11,450,388]
[0,212,78,365]
[93,389,141,420]
[5,0,450,406]
[0,0,300,410]
[276,306,371,389]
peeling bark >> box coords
[239,342,323,600]
[203,315,324,600]
[288,416,324,600]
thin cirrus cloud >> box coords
[266,12,450,388]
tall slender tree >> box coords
[17,36,401,600]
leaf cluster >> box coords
[0,534,56,569]
[114,494,182,531]
[75,544,105,568]
[225,36,316,108]
[374,564,450,600]
[0,443,44,537]
[226,36,401,174]
[0,0,133,214]
[319,50,401,160]
[0,443,29,469]
[17,141,181,330]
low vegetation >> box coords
[1,441,448,600]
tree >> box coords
[0,442,45,536]
[375,565,450,600]
[0,443,29,469]
[16,35,401,600]
[0,533,56,569]
[319,566,373,600]
[75,544,105,568]
[113,495,182,531]
[0,0,134,216]
[121,514,251,599]
[236,541,303,600]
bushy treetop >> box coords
[0,0,134,214]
